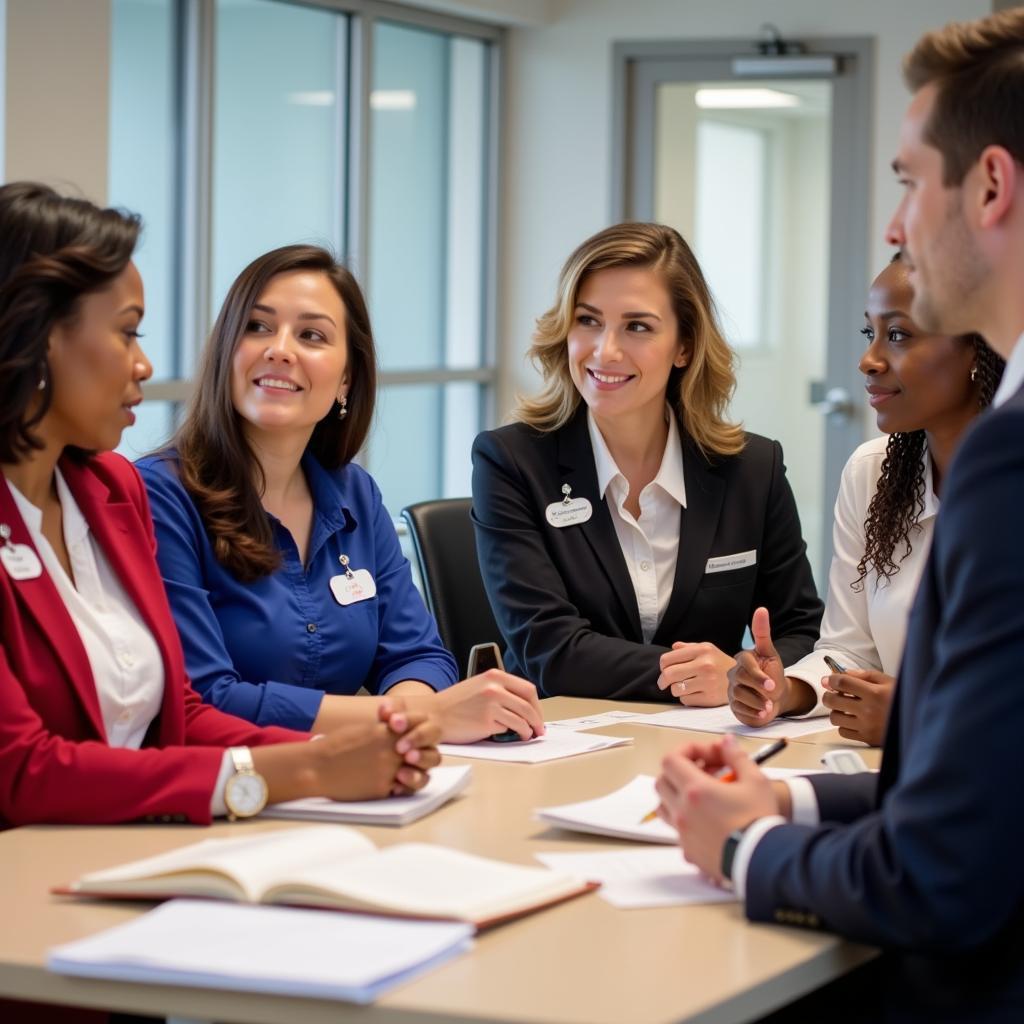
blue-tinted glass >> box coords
[108,0,176,380]
[117,400,176,461]
[212,0,345,316]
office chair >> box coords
[400,498,503,679]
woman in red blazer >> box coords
[0,182,440,831]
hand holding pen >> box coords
[640,737,788,823]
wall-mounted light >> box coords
[695,88,799,110]
[286,91,335,107]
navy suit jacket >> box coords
[746,386,1024,1020]
[471,406,822,700]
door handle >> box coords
[810,382,854,420]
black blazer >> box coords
[471,406,822,700]
[745,386,1024,1020]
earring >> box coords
[337,396,348,420]
[37,376,46,391]
[970,364,978,383]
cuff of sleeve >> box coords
[261,680,325,731]
[379,662,456,695]
[209,750,234,818]
[780,669,828,718]
[732,815,787,901]
[786,777,821,826]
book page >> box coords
[77,826,376,903]
[267,842,585,923]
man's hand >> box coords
[654,735,783,884]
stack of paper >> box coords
[48,899,474,1003]
[439,729,632,763]
[262,764,471,825]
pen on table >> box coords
[639,737,789,824]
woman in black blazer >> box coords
[471,223,822,703]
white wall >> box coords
[496,0,991,415]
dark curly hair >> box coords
[855,332,1005,589]
[0,181,141,462]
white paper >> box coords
[439,729,632,763]
[632,706,834,740]
[535,849,734,909]
[262,765,471,826]
[47,899,474,1004]
[536,775,677,844]
[545,710,653,731]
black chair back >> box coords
[400,498,503,679]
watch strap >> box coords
[721,826,747,883]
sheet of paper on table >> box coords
[631,706,835,740]
[439,729,632,763]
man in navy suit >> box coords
[655,9,1024,1020]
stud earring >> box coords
[337,395,348,420]
[37,377,46,391]
[970,364,978,383]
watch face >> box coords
[226,772,267,817]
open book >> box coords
[261,764,471,826]
[60,825,595,930]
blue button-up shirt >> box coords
[137,451,457,730]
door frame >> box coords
[612,37,874,582]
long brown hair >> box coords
[168,245,377,581]
[0,181,140,462]
[515,222,744,458]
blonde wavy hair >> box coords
[515,222,744,458]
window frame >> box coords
[137,0,504,493]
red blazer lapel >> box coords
[0,472,107,738]
[60,456,186,743]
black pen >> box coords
[823,655,847,674]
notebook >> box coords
[58,825,595,930]
[48,899,474,1004]
[262,765,471,825]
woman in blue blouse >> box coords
[137,244,543,741]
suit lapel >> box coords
[653,434,724,645]
[0,469,106,737]
[556,410,643,639]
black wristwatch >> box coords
[721,826,748,884]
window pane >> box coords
[212,0,346,315]
[117,400,176,461]
[367,383,483,514]
[694,119,766,348]
[370,23,487,371]
[108,0,177,380]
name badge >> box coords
[0,523,42,581]
[705,549,757,574]
[330,568,377,606]
[545,497,592,528]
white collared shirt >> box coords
[587,409,686,644]
[9,471,165,748]
[8,472,233,815]
[784,437,938,715]
[992,331,1024,407]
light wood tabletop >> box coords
[0,696,880,1024]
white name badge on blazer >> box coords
[330,569,377,606]
[705,549,757,574]
[0,524,42,581]
[545,497,593,528]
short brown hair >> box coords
[904,8,1024,185]
[515,222,744,458]
[168,244,378,580]
[0,182,140,462]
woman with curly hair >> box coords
[472,222,823,703]
[729,253,1004,743]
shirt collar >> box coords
[919,444,940,521]
[992,331,1024,408]
[7,468,90,544]
[586,408,687,508]
[300,452,357,533]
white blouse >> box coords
[587,410,687,644]
[786,436,938,715]
[9,471,232,813]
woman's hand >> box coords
[657,642,735,707]
[404,671,545,743]
[728,608,815,726]
[822,669,895,746]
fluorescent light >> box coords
[732,55,838,77]
[287,91,335,107]
[695,88,799,110]
[370,90,417,111]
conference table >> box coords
[0,696,881,1024]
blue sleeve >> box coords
[743,407,1024,952]
[361,474,458,694]
[136,456,325,730]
